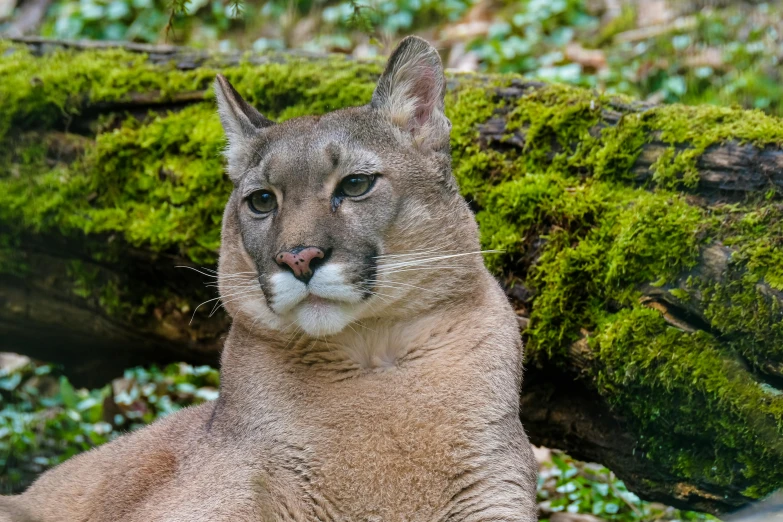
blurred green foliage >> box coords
[2,0,780,114]
[40,0,243,44]
[0,357,218,493]
[537,451,716,521]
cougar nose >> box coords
[275,247,326,283]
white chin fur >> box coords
[293,300,355,336]
[268,264,364,336]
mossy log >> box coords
[2,37,783,515]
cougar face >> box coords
[216,37,480,337]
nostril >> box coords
[275,246,329,282]
[308,252,326,274]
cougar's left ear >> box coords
[214,74,274,162]
[371,36,450,152]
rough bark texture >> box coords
[2,38,783,515]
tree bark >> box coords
[2,38,783,515]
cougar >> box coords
[0,36,538,521]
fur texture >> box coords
[0,36,538,521]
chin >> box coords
[292,299,356,337]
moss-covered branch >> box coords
[1,38,782,515]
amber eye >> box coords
[338,174,375,198]
[248,190,277,214]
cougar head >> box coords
[215,36,482,337]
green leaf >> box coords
[59,377,78,410]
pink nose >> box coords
[275,247,325,282]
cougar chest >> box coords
[294,366,475,519]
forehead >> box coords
[241,108,389,187]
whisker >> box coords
[350,320,378,334]
[210,289,264,317]
[348,282,396,302]
[376,250,502,270]
[177,266,222,278]
[373,249,445,259]
[207,276,258,283]
[364,280,437,294]
[205,280,257,288]
[206,282,262,312]
[176,266,257,279]
[190,288,262,323]
[284,325,303,351]
[345,322,360,337]
[373,241,462,259]
[363,290,395,304]
[247,305,270,333]
[377,265,472,275]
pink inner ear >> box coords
[411,67,438,129]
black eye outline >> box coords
[336,173,377,199]
[247,190,277,215]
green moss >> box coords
[598,104,783,191]
[721,205,783,291]
[699,274,783,372]
[446,75,515,202]
[505,83,602,170]
[592,306,783,493]
[477,164,707,357]
[0,43,212,141]
[494,82,783,192]
[686,203,783,370]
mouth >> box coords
[266,264,373,336]
[304,295,330,305]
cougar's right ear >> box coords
[371,36,449,153]
[214,74,274,153]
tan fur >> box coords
[0,36,538,521]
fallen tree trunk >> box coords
[1,37,783,515]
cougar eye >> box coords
[338,174,375,198]
[247,190,277,214]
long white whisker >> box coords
[207,277,257,283]
[364,290,395,303]
[283,325,303,351]
[364,280,436,294]
[373,249,446,259]
[207,284,262,312]
[345,322,360,337]
[207,287,260,313]
[350,320,378,334]
[210,289,264,317]
[205,280,257,288]
[368,290,396,300]
[212,274,258,280]
[191,294,233,323]
[247,306,269,333]
[377,266,472,275]
[177,266,223,278]
[190,288,262,322]
[377,250,502,270]
[373,241,463,259]
[177,266,257,279]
